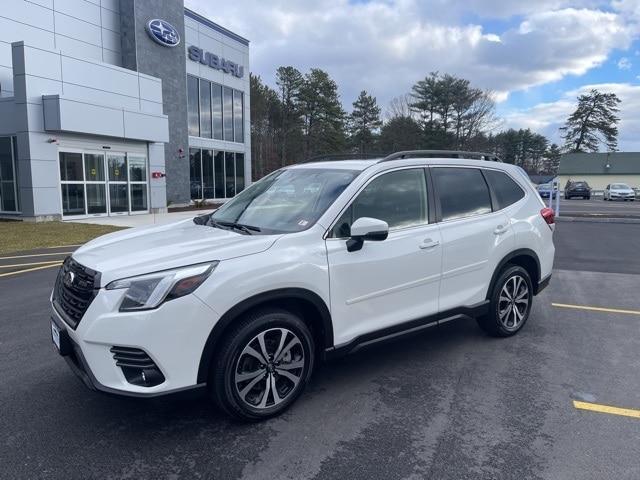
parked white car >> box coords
[603,183,636,201]
[50,151,555,421]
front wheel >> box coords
[477,265,533,337]
[210,308,315,421]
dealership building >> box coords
[0,0,250,221]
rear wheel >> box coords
[210,308,315,421]
[477,265,533,337]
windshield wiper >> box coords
[210,220,261,235]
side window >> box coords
[433,167,492,221]
[483,169,525,210]
[332,168,428,237]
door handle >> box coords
[419,239,440,250]
[494,225,508,235]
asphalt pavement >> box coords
[1,222,640,479]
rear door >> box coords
[432,167,515,312]
[326,167,442,346]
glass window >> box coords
[233,90,244,143]
[332,168,428,237]
[223,86,234,141]
[212,84,223,140]
[59,152,83,181]
[109,184,128,213]
[0,137,18,212]
[202,149,214,198]
[108,154,127,181]
[211,168,360,234]
[235,153,245,193]
[483,169,525,210]
[225,152,236,197]
[433,168,492,221]
[199,79,212,138]
[86,184,107,214]
[189,148,202,200]
[130,184,147,211]
[187,75,199,137]
[61,184,85,216]
[84,153,105,182]
[128,156,147,182]
[214,151,225,198]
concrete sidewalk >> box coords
[70,210,214,228]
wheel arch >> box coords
[197,288,333,383]
[486,249,542,299]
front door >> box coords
[326,167,442,347]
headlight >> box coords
[105,262,218,312]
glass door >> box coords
[107,153,128,215]
[84,152,107,216]
[59,151,86,217]
[128,155,149,213]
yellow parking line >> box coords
[552,303,640,316]
[573,400,640,419]
[42,244,81,249]
[0,252,73,260]
[0,262,62,278]
[0,260,62,268]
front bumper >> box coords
[50,288,219,397]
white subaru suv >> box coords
[50,151,555,421]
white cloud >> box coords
[504,83,640,150]
[184,0,637,120]
[618,57,632,70]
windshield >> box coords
[209,168,360,234]
[611,183,630,189]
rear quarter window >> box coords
[483,169,525,210]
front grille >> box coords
[53,257,100,329]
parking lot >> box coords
[1,221,640,479]
[554,197,640,218]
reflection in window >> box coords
[233,90,244,143]
[59,152,83,181]
[130,184,147,211]
[223,86,234,141]
[0,136,18,212]
[202,149,214,199]
[86,184,106,214]
[214,151,225,198]
[235,153,245,193]
[84,153,105,182]
[128,156,147,182]
[199,79,212,138]
[107,154,127,181]
[187,75,199,137]
[433,168,492,221]
[189,148,202,200]
[212,84,223,140]
[225,152,235,198]
[61,184,85,216]
[332,168,428,237]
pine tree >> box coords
[349,91,382,154]
[275,66,304,166]
[560,89,621,152]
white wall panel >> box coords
[54,0,101,25]
[100,7,120,32]
[55,36,103,63]
[123,110,169,143]
[101,28,121,52]
[22,45,62,80]
[0,17,54,50]
[101,49,121,66]
[62,83,140,110]
[3,1,54,31]
[100,0,120,13]
[54,12,102,47]
[138,76,162,102]
[60,56,138,96]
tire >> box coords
[210,308,315,421]
[477,264,533,337]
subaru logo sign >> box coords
[146,19,180,48]
[63,271,75,288]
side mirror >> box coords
[346,217,389,252]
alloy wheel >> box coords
[234,328,305,409]
[497,275,530,331]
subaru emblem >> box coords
[146,19,180,48]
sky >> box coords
[185,0,640,150]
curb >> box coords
[556,216,640,224]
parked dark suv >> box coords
[565,181,591,200]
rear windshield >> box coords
[573,182,588,187]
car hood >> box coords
[72,219,281,286]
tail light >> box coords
[540,207,555,228]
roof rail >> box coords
[378,150,502,163]
[303,153,385,163]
